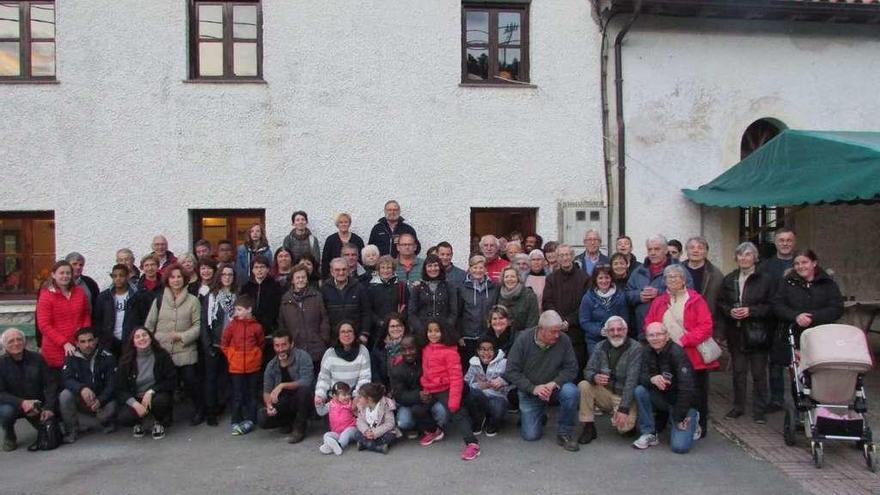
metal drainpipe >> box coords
[614,1,642,237]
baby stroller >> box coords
[783,323,876,471]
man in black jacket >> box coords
[0,328,57,452]
[389,336,447,434]
[321,258,371,342]
[368,200,420,258]
[60,327,117,442]
[632,322,700,454]
[95,264,139,356]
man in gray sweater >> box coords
[504,310,580,452]
[577,316,643,444]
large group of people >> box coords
[0,201,846,462]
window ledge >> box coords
[183,79,267,85]
[459,82,537,89]
[0,79,59,85]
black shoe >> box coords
[206,415,218,427]
[484,420,499,437]
[578,422,597,445]
[189,412,205,426]
[725,408,744,419]
[27,441,40,452]
[765,402,783,414]
[286,427,305,444]
[278,423,293,435]
[557,434,580,452]
[541,414,548,426]
[357,441,366,451]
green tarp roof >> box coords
[682,130,880,207]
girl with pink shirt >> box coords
[317,382,358,455]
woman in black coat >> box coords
[407,254,458,335]
[772,249,844,347]
[115,327,177,439]
[718,242,775,423]
[366,255,409,346]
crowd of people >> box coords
[0,200,845,461]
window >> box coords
[0,1,56,80]
[739,119,787,256]
[191,209,265,254]
[0,211,54,297]
[462,2,529,84]
[189,1,262,80]
[471,207,537,255]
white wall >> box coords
[0,0,605,287]
[615,16,880,266]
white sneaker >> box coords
[693,412,702,441]
[632,433,659,449]
[318,443,333,455]
[326,436,343,456]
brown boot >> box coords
[578,422,597,444]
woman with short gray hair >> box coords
[718,241,775,424]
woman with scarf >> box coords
[283,211,321,277]
[408,254,457,335]
[524,250,547,311]
[367,255,410,345]
[200,262,236,426]
[236,224,273,287]
[578,264,629,356]
[370,313,407,387]
[456,255,498,367]
[277,263,332,375]
[314,321,372,404]
[493,266,539,334]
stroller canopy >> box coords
[801,324,874,372]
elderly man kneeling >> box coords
[577,316,642,444]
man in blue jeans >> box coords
[633,322,700,454]
[504,310,580,452]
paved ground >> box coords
[2,399,806,495]
[709,364,880,495]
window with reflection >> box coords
[190,1,261,80]
[0,212,54,297]
[0,1,56,80]
[462,2,529,84]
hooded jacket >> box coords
[62,347,117,406]
[420,342,464,411]
[457,276,498,340]
[463,350,511,399]
[644,289,720,371]
[408,279,457,335]
[773,268,844,343]
[36,284,92,368]
[221,317,264,374]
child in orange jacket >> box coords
[221,294,264,435]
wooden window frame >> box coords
[0,211,54,299]
[0,0,56,81]
[188,0,263,81]
[190,209,266,254]
[461,2,530,85]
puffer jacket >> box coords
[145,288,201,367]
[718,269,775,353]
[773,268,844,343]
[463,350,511,399]
[493,285,539,334]
[639,340,696,423]
[408,279,457,334]
[221,317,264,374]
[62,348,117,406]
[578,287,630,354]
[644,289,720,371]
[277,287,332,364]
[36,285,92,368]
[420,342,464,412]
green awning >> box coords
[682,130,880,207]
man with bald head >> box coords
[149,235,177,272]
[480,235,509,284]
[0,328,57,451]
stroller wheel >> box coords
[811,441,824,469]
[783,410,796,446]
[866,443,877,473]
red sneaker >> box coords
[419,428,445,446]
[461,442,481,461]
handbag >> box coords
[36,418,62,451]
[697,337,723,363]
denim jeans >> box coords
[517,382,579,441]
[354,430,397,451]
[466,385,509,425]
[397,402,448,431]
[0,403,39,438]
[634,384,699,454]
[324,426,358,449]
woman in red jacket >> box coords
[645,264,719,439]
[36,260,92,377]
[418,319,480,461]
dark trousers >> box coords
[354,430,397,451]
[117,391,173,426]
[257,387,313,430]
[0,404,40,439]
[203,349,228,413]
[694,370,709,435]
[229,372,260,423]
[177,364,204,416]
[415,388,477,445]
[731,349,769,414]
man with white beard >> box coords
[576,316,643,444]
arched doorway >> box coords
[739,118,786,258]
